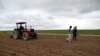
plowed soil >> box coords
[0,32,100,56]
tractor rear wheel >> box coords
[23,32,29,40]
[13,30,20,39]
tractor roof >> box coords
[16,22,26,24]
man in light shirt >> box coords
[66,26,72,43]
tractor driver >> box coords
[20,25,24,35]
[20,25,24,30]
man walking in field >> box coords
[72,26,78,40]
[66,26,72,43]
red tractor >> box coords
[12,22,37,40]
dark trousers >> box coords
[73,33,77,40]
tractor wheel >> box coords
[23,32,29,40]
[13,30,20,39]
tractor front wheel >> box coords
[23,32,29,40]
[13,30,20,39]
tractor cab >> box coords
[16,22,27,30]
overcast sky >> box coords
[0,0,100,30]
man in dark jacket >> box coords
[73,26,77,40]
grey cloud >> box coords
[0,0,100,30]
[0,0,99,10]
[46,0,100,15]
[0,11,59,30]
[0,0,100,16]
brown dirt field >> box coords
[0,32,100,56]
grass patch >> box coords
[0,30,100,35]
[78,30,100,35]
[36,30,100,35]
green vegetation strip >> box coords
[0,30,100,35]
[36,30,100,35]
